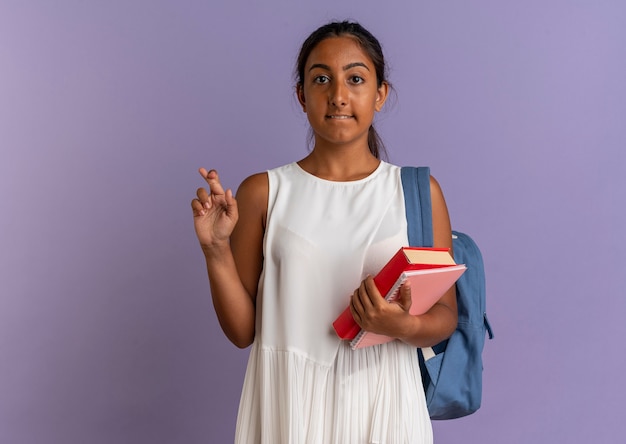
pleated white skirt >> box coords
[235,339,433,444]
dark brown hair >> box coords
[295,21,390,160]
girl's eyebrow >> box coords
[308,62,370,72]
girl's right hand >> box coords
[191,168,238,249]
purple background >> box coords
[1,1,625,443]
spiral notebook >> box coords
[332,247,466,349]
[349,264,466,349]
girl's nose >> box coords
[329,82,347,107]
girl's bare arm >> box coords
[192,169,268,348]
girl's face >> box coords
[298,36,388,151]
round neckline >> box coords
[293,160,385,185]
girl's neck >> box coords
[297,145,380,182]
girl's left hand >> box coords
[349,276,413,337]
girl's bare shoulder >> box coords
[235,172,269,222]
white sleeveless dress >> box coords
[234,162,433,444]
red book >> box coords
[332,247,466,349]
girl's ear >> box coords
[296,84,307,112]
[375,81,390,112]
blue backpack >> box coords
[401,166,494,420]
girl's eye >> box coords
[314,75,330,84]
[350,76,364,84]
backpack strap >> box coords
[401,166,438,368]
[400,166,434,248]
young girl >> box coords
[192,21,457,444]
